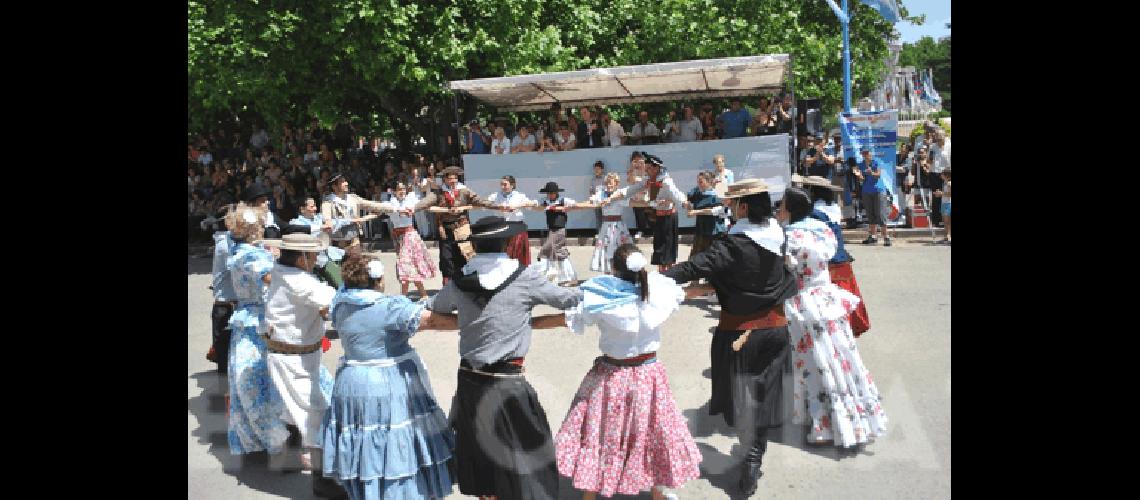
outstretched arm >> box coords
[419,310,459,331]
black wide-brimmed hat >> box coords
[244,184,273,202]
[467,215,528,240]
[538,181,564,193]
[643,153,664,168]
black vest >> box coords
[543,198,568,229]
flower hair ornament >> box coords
[242,209,258,224]
[625,252,647,273]
[367,260,385,279]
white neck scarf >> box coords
[813,200,842,224]
[461,253,520,289]
[728,217,785,255]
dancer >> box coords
[426,215,583,499]
[605,153,689,272]
[685,171,727,258]
[386,182,438,298]
[530,181,584,285]
[290,196,346,289]
[576,173,644,273]
[555,244,701,499]
[322,173,394,251]
[320,252,460,500]
[797,175,871,337]
[661,179,798,496]
[261,232,343,494]
[224,202,291,459]
[778,187,888,452]
[413,166,489,284]
[484,175,533,265]
[206,205,238,373]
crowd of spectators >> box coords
[187,117,454,244]
[459,94,798,154]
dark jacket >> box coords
[577,120,604,149]
[663,233,796,316]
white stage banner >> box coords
[460,135,790,230]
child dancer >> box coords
[387,182,438,298]
[685,170,727,258]
[555,244,702,499]
[530,181,583,285]
[484,175,534,265]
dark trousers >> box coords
[926,173,944,225]
[438,226,468,279]
[632,207,650,236]
[211,303,234,371]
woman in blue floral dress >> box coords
[224,203,291,456]
[320,252,459,499]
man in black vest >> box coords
[528,181,583,285]
[663,178,798,496]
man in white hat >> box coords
[260,233,343,496]
[662,178,798,496]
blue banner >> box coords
[859,0,900,23]
[840,110,901,223]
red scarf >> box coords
[443,189,458,207]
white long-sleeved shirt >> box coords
[485,190,532,222]
[564,272,685,359]
[628,172,687,212]
[264,265,337,345]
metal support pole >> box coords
[843,0,851,114]
[452,91,463,161]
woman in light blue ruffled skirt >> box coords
[320,252,459,499]
[224,203,291,455]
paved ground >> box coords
[188,239,951,499]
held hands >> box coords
[683,284,715,299]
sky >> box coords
[893,0,950,43]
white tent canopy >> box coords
[449,55,791,112]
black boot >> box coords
[739,426,768,496]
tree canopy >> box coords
[898,35,950,107]
[189,0,910,144]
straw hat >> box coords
[793,174,843,191]
[722,178,772,198]
[440,166,465,176]
[261,233,328,252]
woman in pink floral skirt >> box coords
[385,182,437,298]
[555,244,701,499]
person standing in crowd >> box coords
[260,232,342,496]
[600,110,625,147]
[466,120,490,154]
[718,98,753,139]
[853,148,892,246]
[530,181,582,286]
[673,106,703,142]
[773,93,796,135]
[577,107,605,148]
[797,175,871,337]
[511,125,537,153]
[713,153,735,186]
[385,182,438,298]
[490,127,511,155]
[699,103,719,140]
[555,244,702,500]
[935,169,951,244]
[804,134,836,180]
[629,111,660,145]
[321,173,395,251]
[224,203,291,461]
[320,253,460,500]
[425,216,583,500]
[661,178,797,496]
[605,153,689,272]
[206,206,238,374]
[751,105,776,136]
[413,166,489,285]
[555,123,577,151]
[777,187,888,453]
[685,171,727,258]
[483,175,534,266]
[927,127,951,227]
